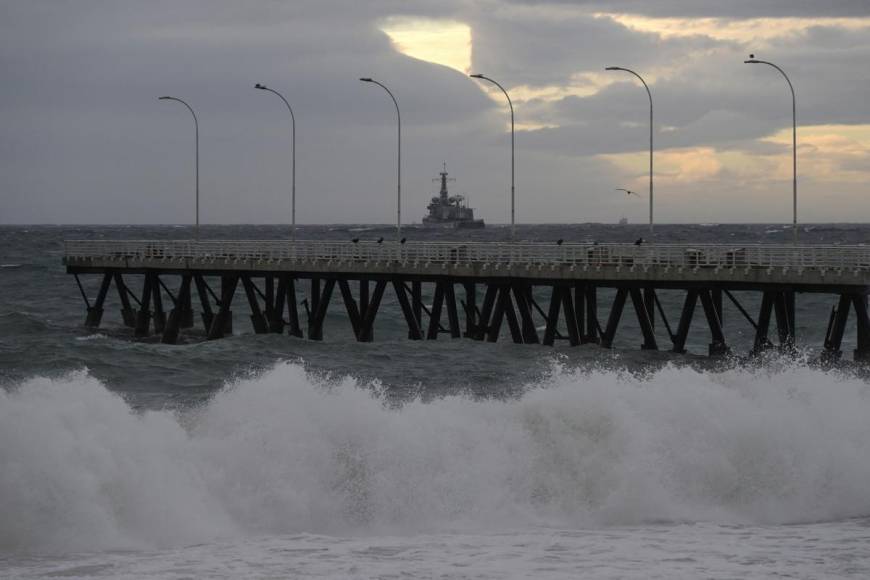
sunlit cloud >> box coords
[380,17,471,74]
[596,13,870,45]
[599,125,870,192]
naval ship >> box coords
[421,164,485,228]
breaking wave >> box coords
[3,361,870,554]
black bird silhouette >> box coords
[377,237,384,243]
[556,239,564,245]
[351,237,359,243]
[400,237,407,244]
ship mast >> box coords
[436,161,455,203]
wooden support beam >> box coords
[723,290,758,331]
[600,288,628,349]
[583,285,600,344]
[630,288,658,350]
[85,272,113,328]
[241,276,269,334]
[752,291,776,355]
[712,289,724,327]
[823,294,851,360]
[134,274,153,338]
[310,278,321,321]
[477,285,498,341]
[773,291,794,348]
[574,284,586,341]
[178,275,194,328]
[151,273,166,334]
[162,275,191,344]
[699,289,728,356]
[444,283,461,339]
[358,280,387,342]
[853,295,870,362]
[513,283,540,344]
[561,286,581,346]
[114,273,136,328]
[412,281,422,331]
[308,279,335,341]
[194,275,215,332]
[486,286,509,343]
[360,279,370,317]
[338,279,362,340]
[671,290,698,354]
[542,285,562,346]
[286,278,303,337]
[643,287,656,331]
[529,293,564,342]
[208,276,238,340]
[394,280,423,340]
[427,282,446,340]
[501,286,523,344]
[463,283,477,338]
[651,290,676,343]
[269,277,287,333]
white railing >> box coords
[63,239,870,273]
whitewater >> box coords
[3,361,870,577]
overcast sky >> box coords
[1,0,868,225]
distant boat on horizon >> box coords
[421,164,484,229]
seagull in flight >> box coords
[615,188,640,197]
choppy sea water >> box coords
[3,224,870,578]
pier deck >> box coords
[64,239,870,359]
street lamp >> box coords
[255,83,297,240]
[359,77,401,243]
[744,54,798,244]
[470,73,516,239]
[158,96,199,239]
[605,67,654,235]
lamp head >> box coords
[744,53,760,64]
[469,73,484,79]
[605,66,622,71]
[255,83,266,89]
[158,96,171,100]
[359,77,373,82]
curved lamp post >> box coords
[255,83,297,240]
[470,73,515,239]
[744,55,798,244]
[158,96,199,239]
[605,67,653,235]
[360,77,401,243]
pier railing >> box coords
[64,239,870,273]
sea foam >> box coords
[2,362,870,554]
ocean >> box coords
[3,223,870,578]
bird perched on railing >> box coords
[400,237,407,244]
[377,237,384,244]
[556,239,564,245]
[351,238,359,243]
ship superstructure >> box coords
[422,164,484,228]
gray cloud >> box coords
[1,0,869,225]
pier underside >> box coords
[69,267,870,361]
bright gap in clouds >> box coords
[599,124,870,190]
[596,13,870,44]
[380,17,471,74]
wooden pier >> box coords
[64,239,870,360]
